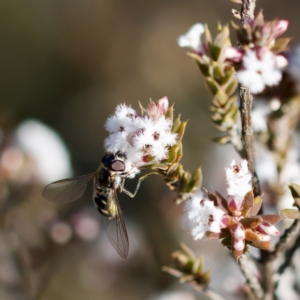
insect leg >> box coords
[122,172,158,198]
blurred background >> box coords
[0,0,300,299]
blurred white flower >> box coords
[71,211,100,240]
[236,48,287,94]
[50,222,73,244]
[252,101,270,132]
[183,190,224,240]
[16,119,72,183]
[177,23,205,52]
[150,290,196,300]
[276,268,299,300]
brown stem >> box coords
[239,85,261,197]
[238,255,264,300]
[274,227,300,289]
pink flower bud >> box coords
[147,97,169,119]
[157,96,169,115]
[256,221,280,236]
[231,223,245,251]
[273,20,289,38]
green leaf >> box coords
[206,78,220,95]
[175,121,188,143]
[288,183,300,206]
[225,79,238,96]
[204,24,212,43]
[214,26,230,49]
[280,209,300,219]
[208,42,222,61]
[211,135,232,145]
[214,90,229,106]
[271,37,291,53]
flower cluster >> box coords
[224,12,289,93]
[184,159,282,259]
[104,97,177,177]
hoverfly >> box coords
[43,152,141,259]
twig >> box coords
[238,254,264,300]
[205,289,227,300]
[268,219,300,262]
[238,0,260,197]
[274,229,300,289]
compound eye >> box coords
[102,154,114,166]
[111,160,125,172]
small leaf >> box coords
[247,240,273,251]
[241,189,254,216]
[214,190,228,211]
[248,195,263,217]
[211,135,232,145]
[288,183,300,206]
[271,37,291,53]
[241,217,262,229]
[221,235,232,248]
[175,121,188,143]
[165,105,174,121]
[204,24,212,43]
[260,214,282,224]
[280,208,300,219]
[232,9,241,19]
[162,266,184,278]
[187,168,202,192]
[208,42,222,61]
[205,231,220,239]
[179,243,196,260]
[225,79,238,96]
[206,77,220,95]
[245,229,263,242]
[214,26,230,49]
[214,90,230,106]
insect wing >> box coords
[104,190,129,259]
[43,173,95,203]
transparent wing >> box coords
[104,190,129,259]
[42,173,95,203]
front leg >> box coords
[122,172,159,198]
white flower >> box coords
[225,159,252,210]
[252,101,270,132]
[237,48,287,94]
[132,117,177,160]
[177,23,205,52]
[104,99,177,175]
[183,190,224,240]
[16,119,72,183]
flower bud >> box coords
[273,20,289,39]
[231,223,245,251]
[256,221,280,236]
